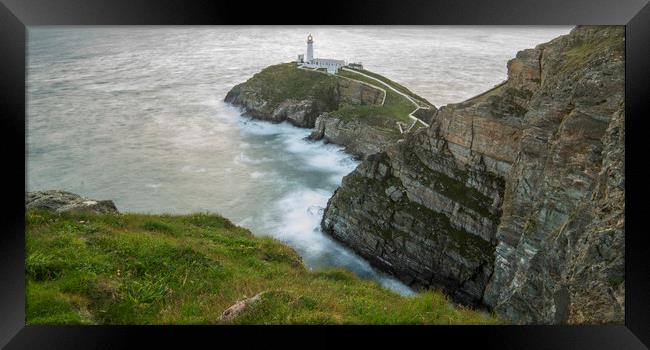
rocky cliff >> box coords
[225,63,433,159]
[309,113,401,159]
[322,26,625,323]
[483,25,625,324]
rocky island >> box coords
[225,26,625,324]
[225,62,436,159]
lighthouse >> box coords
[306,34,314,62]
[297,34,346,74]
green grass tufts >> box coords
[26,209,499,325]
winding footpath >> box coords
[299,65,431,134]
[341,68,431,131]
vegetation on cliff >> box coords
[334,69,416,125]
[229,63,339,107]
[26,209,498,325]
[346,67,430,105]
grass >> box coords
[236,63,434,133]
[345,68,432,107]
[560,28,624,74]
[335,70,418,125]
[26,209,499,325]
[242,63,339,107]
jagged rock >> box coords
[336,77,385,106]
[321,26,625,324]
[562,110,625,325]
[26,190,119,214]
[385,186,403,202]
[218,292,266,324]
[309,113,399,159]
[323,137,500,306]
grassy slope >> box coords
[346,68,432,107]
[335,69,415,125]
[26,209,498,325]
[242,63,339,107]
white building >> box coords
[298,34,346,74]
[348,62,364,70]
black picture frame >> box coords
[1,0,648,348]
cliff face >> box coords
[322,134,500,305]
[484,25,625,324]
[309,113,400,159]
[322,26,624,323]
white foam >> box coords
[237,117,298,136]
[271,124,358,176]
[229,116,413,295]
[233,152,273,165]
[265,187,414,296]
[250,171,266,179]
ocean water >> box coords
[27,26,572,295]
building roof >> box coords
[311,58,345,64]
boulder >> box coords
[26,190,119,214]
[218,292,266,324]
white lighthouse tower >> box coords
[306,34,314,62]
[297,34,346,74]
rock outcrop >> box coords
[322,143,498,305]
[26,190,119,214]
[309,113,400,159]
[322,26,625,323]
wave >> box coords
[269,187,414,296]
